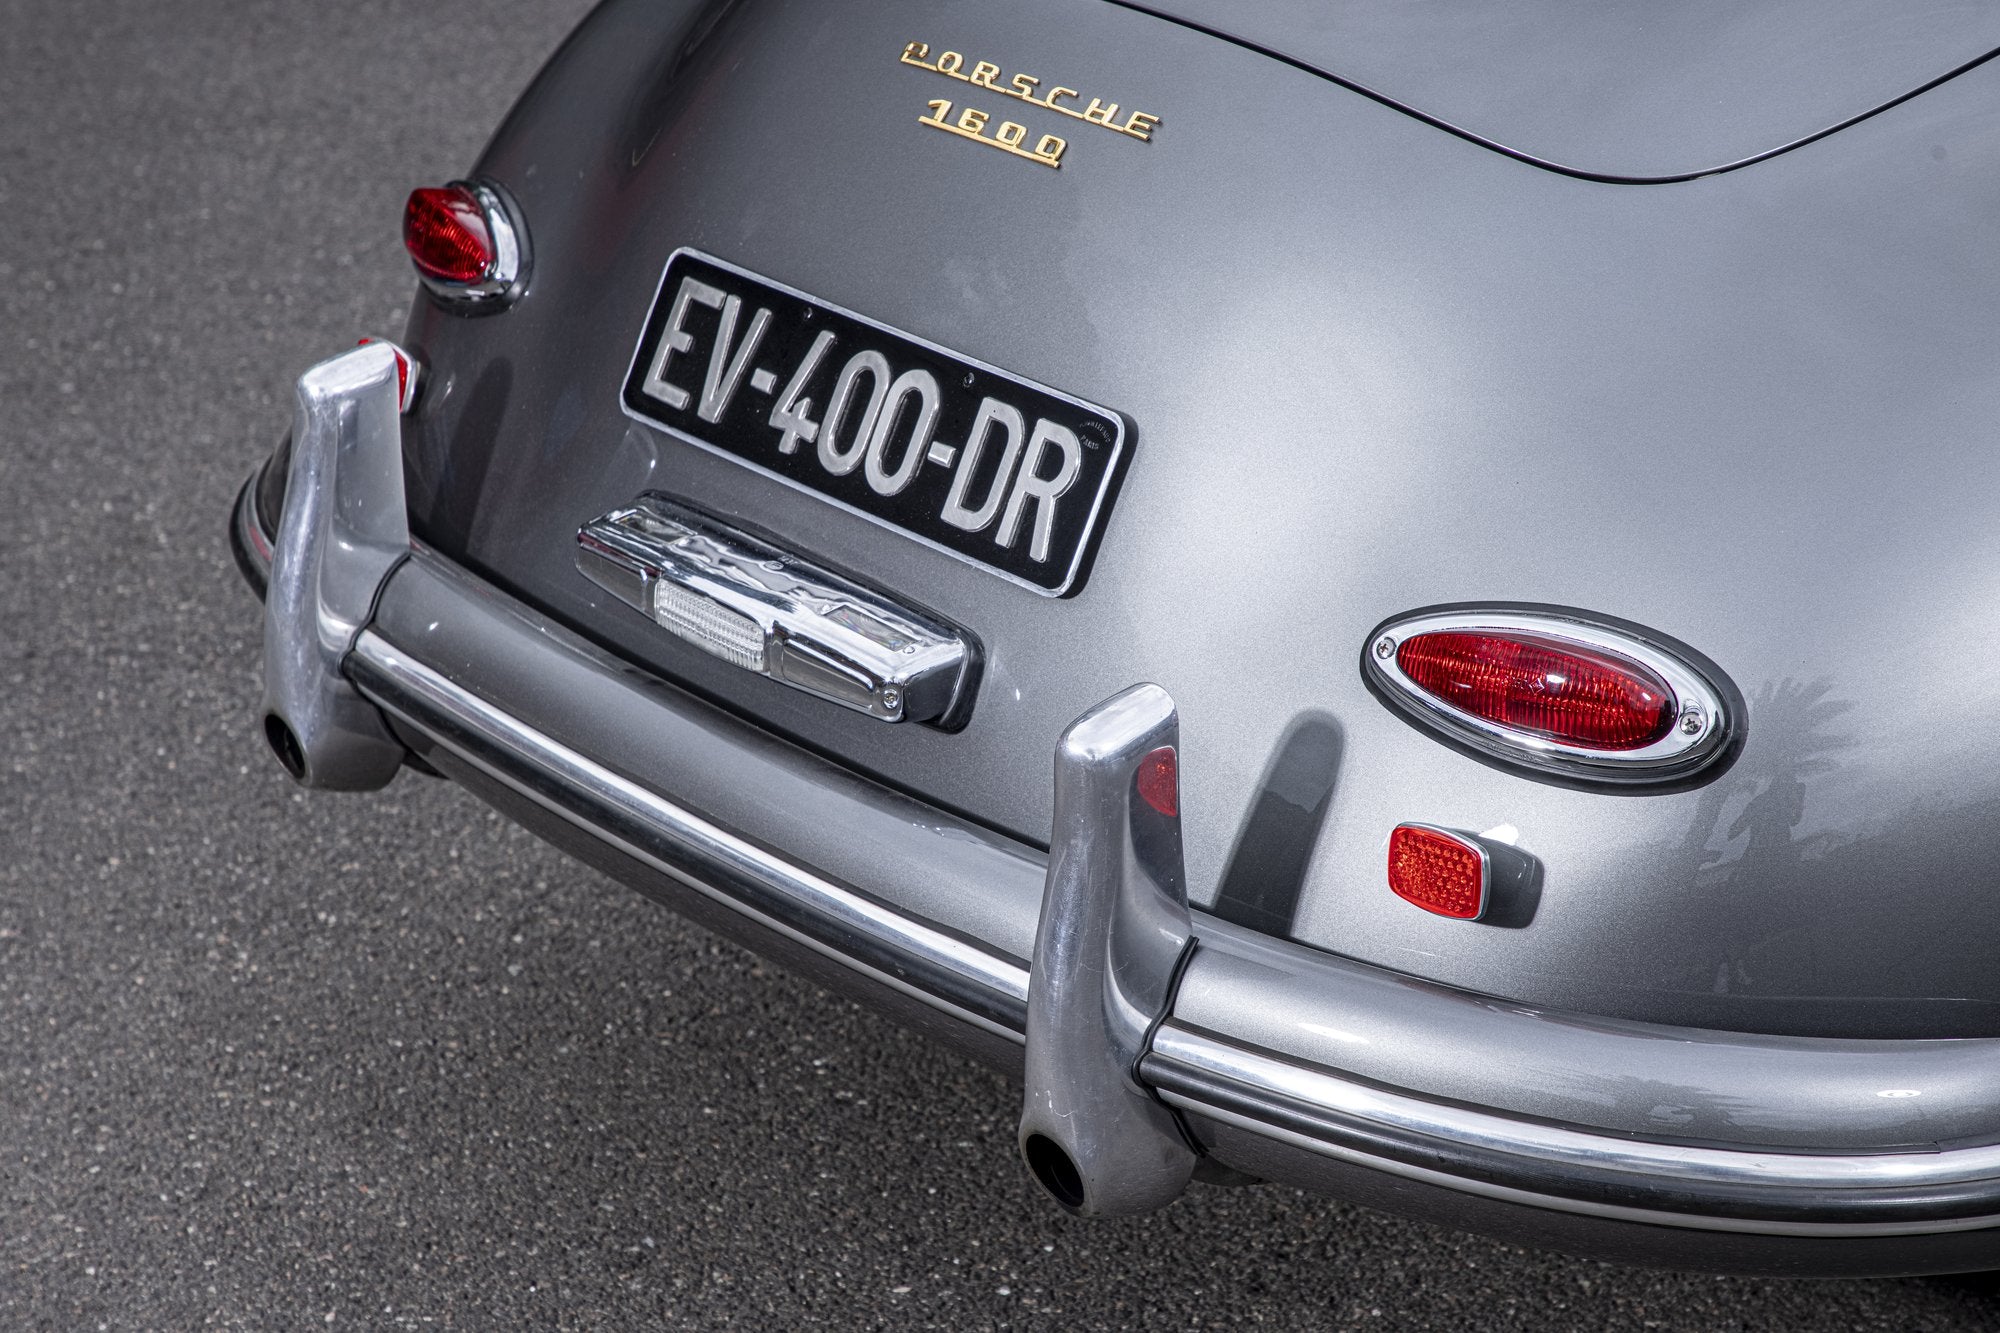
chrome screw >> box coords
[1373,636,1397,660]
[1679,707,1705,737]
[881,687,901,711]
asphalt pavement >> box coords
[3,1,1999,1327]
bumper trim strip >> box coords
[347,630,1032,1041]
[345,608,2000,1237]
[233,334,2000,1243]
[1145,1025,2000,1236]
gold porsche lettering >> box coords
[922,98,1066,169]
[900,40,1161,145]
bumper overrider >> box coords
[233,345,2000,1275]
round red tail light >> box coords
[1394,630,1675,751]
[403,185,496,285]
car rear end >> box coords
[235,0,2000,1274]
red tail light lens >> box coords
[1136,746,1178,817]
[1394,630,1675,752]
[1387,825,1487,920]
[403,185,495,285]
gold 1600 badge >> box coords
[900,41,1160,170]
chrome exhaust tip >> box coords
[1022,1132,1088,1210]
[262,712,308,783]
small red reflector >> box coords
[355,337,417,411]
[403,186,495,285]
[1136,746,1178,817]
[1395,630,1675,751]
[1387,825,1487,920]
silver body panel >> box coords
[1122,0,2000,178]
[398,0,2000,1040]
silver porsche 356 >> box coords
[230,0,2000,1275]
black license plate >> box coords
[621,249,1127,596]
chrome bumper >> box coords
[237,346,2000,1272]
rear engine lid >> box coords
[411,0,2000,1040]
[1119,0,2000,179]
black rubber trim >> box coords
[1134,936,1209,1157]
[228,475,270,603]
[1135,935,1202,1084]
[1102,0,2000,185]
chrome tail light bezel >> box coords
[410,179,529,310]
[1362,605,1739,786]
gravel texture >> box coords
[3,0,1999,1327]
